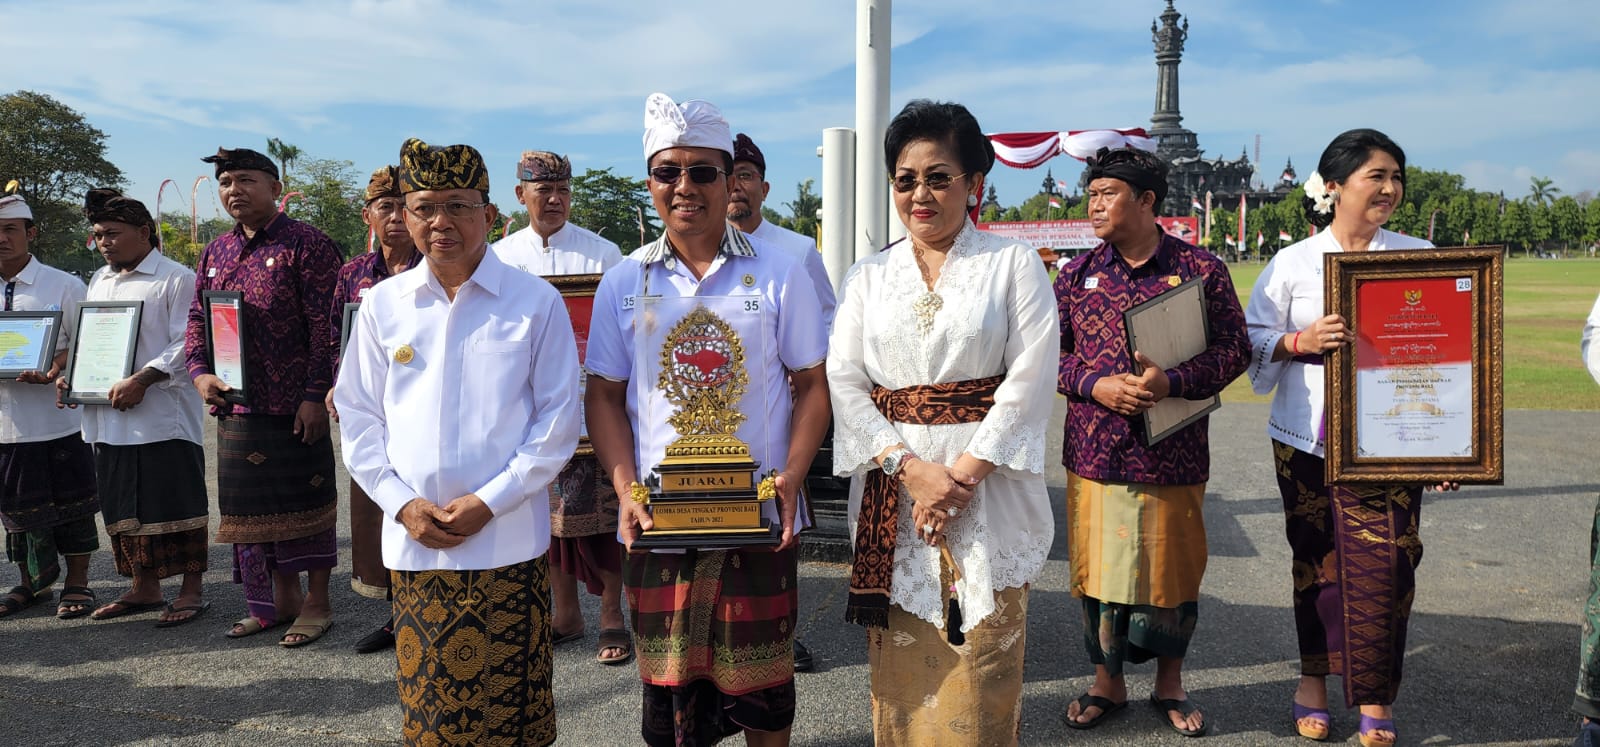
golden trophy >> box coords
[632,304,779,549]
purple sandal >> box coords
[1358,713,1397,747]
[1293,702,1330,741]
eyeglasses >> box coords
[405,200,487,221]
[732,170,763,185]
[649,165,727,185]
[890,172,967,193]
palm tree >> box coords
[266,137,303,184]
[1529,176,1561,205]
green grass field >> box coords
[1221,258,1600,410]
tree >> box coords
[0,90,124,275]
[156,210,233,268]
[982,184,1000,214]
[569,168,656,251]
[266,137,304,185]
[783,179,822,240]
[760,206,785,228]
[1528,176,1560,206]
[1585,198,1600,250]
[284,157,366,258]
[1500,200,1531,255]
[1549,196,1583,254]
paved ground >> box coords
[0,399,1593,746]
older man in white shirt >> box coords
[336,138,580,747]
[67,189,211,627]
[492,149,633,665]
[0,194,99,621]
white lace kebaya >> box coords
[826,222,1060,631]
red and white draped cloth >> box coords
[987,128,1157,169]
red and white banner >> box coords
[978,217,1199,249]
[987,128,1157,169]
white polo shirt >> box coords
[749,218,837,325]
[335,248,582,571]
[493,223,624,276]
[1,256,84,444]
[79,251,204,446]
[586,225,829,539]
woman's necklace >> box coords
[912,245,942,335]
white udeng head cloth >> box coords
[642,92,733,161]
[0,195,32,221]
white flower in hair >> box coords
[1304,172,1335,215]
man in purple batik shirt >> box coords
[184,147,342,648]
[1054,147,1248,737]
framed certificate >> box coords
[1324,246,1504,484]
[340,302,361,355]
[0,310,62,377]
[1123,276,1221,445]
[202,290,249,406]
[548,274,602,457]
[62,301,143,405]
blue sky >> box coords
[5,0,1597,231]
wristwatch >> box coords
[881,447,916,477]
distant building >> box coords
[1118,1,1298,218]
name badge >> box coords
[1083,277,1099,290]
[622,294,636,310]
[207,268,218,278]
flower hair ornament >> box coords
[1304,172,1337,215]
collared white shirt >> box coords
[748,218,837,325]
[335,248,581,571]
[80,251,204,446]
[492,223,624,276]
[587,225,829,544]
[1244,228,1433,456]
[1584,293,1600,387]
[1,256,84,444]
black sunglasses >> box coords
[649,165,727,185]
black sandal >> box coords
[57,586,97,619]
[1063,692,1127,730]
[1149,693,1209,737]
[0,585,51,619]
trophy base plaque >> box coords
[632,459,782,550]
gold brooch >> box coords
[394,344,415,364]
[741,273,755,287]
[1167,275,1182,287]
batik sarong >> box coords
[546,455,621,595]
[867,584,1029,746]
[4,517,98,594]
[628,546,797,746]
[232,529,338,625]
[214,414,337,544]
[1575,494,1600,719]
[1272,440,1423,708]
[1066,472,1207,672]
[94,440,209,579]
[392,556,555,747]
[1,435,100,591]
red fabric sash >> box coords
[845,375,1004,629]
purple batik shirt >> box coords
[184,213,342,416]
[1054,230,1249,485]
[331,249,421,352]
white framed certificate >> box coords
[0,310,62,377]
[62,301,143,405]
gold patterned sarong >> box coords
[391,557,555,747]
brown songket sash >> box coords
[846,374,1005,629]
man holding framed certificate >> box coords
[1053,147,1248,736]
[64,189,211,627]
[183,147,343,647]
[0,194,100,621]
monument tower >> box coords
[1151,0,1200,161]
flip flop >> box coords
[154,601,211,628]
[1062,692,1127,730]
[225,616,286,638]
[596,627,634,665]
[279,616,334,648]
[1149,693,1209,738]
[1293,701,1331,741]
[56,586,97,620]
[0,586,51,619]
[552,626,584,645]
[89,597,166,621]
